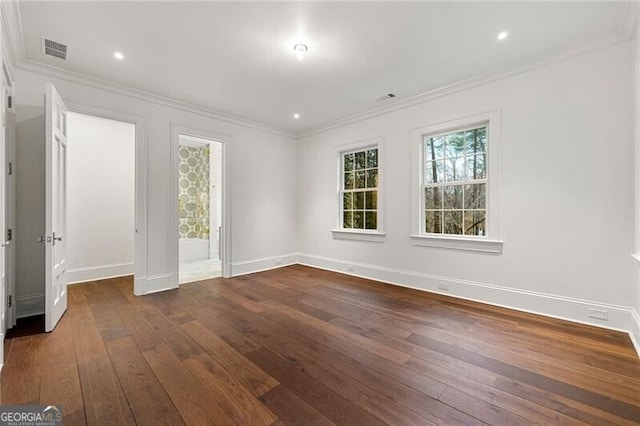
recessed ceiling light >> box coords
[497,31,509,41]
[113,51,124,60]
[293,44,308,61]
[293,113,300,119]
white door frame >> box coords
[66,102,148,295]
[3,63,14,331]
[170,124,231,280]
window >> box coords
[342,147,378,230]
[332,138,385,242]
[423,126,487,236]
[411,111,502,253]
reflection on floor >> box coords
[179,258,222,284]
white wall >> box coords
[66,112,135,283]
[298,42,637,332]
[14,68,298,316]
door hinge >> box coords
[7,228,11,241]
[7,95,12,110]
[7,162,12,175]
[7,295,11,308]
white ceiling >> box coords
[16,1,634,132]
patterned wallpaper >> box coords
[179,145,210,239]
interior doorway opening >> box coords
[66,112,135,284]
[178,134,223,284]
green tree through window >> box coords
[423,126,486,236]
[342,147,378,230]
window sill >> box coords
[331,229,386,243]
[410,234,503,254]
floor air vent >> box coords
[42,38,67,60]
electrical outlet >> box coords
[588,308,608,321]
[347,264,355,272]
[437,281,450,291]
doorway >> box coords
[178,134,223,284]
[66,112,135,284]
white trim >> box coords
[67,262,134,284]
[334,137,384,234]
[144,273,178,294]
[630,309,640,357]
[412,110,501,247]
[171,124,232,280]
[16,294,44,318]
[300,32,630,137]
[231,253,299,277]
[65,102,148,296]
[331,229,386,243]
[297,254,639,356]
[410,235,503,254]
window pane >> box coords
[424,160,444,183]
[344,172,354,190]
[424,135,444,160]
[355,171,366,189]
[353,211,364,229]
[464,210,486,236]
[443,185,463,210]
[366,169,378,188]
[424,187,442,209]
[445,131,465,158]
[464,128,487,156]
[343,211,353,228]
[367,149,378,168]
[425,210,443,234]
[365,190,377,210]
[365,211,377,230]
[464,183,486,209]
[445,157,465,182]
[443,210,463,235]
[353,191,365,209]
[355,151,366,170]
[465,154,486,180]
[344,153,354,172]
[343,192,353,210]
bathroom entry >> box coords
[178,134,223,284]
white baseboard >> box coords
[67,262,134,284]
[298,253,639,356]
[231,253,299,277]
[16,294,44,318]
[630,309,640,357]
[146,273,178,294]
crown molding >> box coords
[299,30,631,138]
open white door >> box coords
[45,83,68,332]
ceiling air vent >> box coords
[42,37,67,60]
[375,93,396,102]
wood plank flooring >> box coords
[2,264,639,425]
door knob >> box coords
[53,232,63,245]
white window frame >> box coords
[332,137,385,242]
[411,111,503,253]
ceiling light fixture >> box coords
[497,31,509,41]
[293,113,300,119]
[113,51,124,60]
[293,44,308,61]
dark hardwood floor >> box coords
[2,264,639,425]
